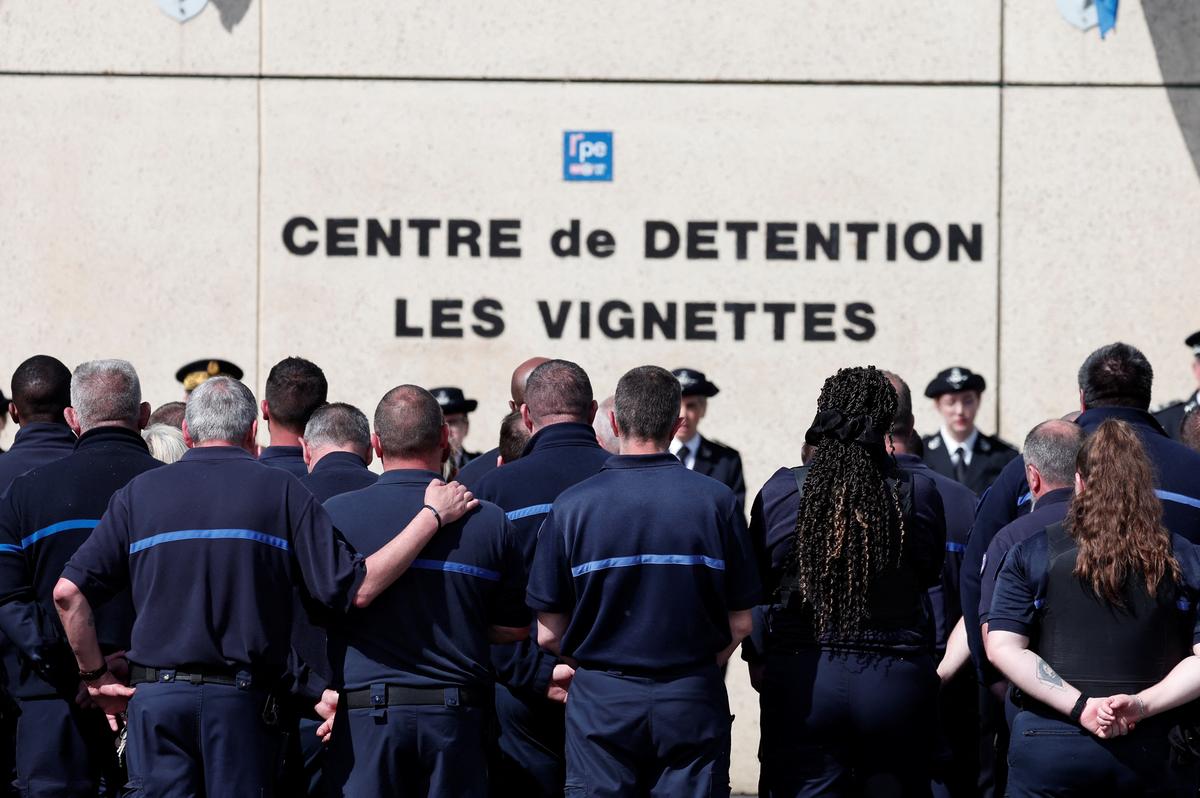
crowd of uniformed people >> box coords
[0,334,1198,797]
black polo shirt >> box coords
[300,451,377,503]
[0,423,76,495]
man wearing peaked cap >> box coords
[921,366,1017,494]
[431,387,480,474]
[175,359,243,399]
[1153,331,1200,442]
[668,368,747,517]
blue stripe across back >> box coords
[130,529,290,554]
[946,542,966,553]
[409,559,500,581]
[1157,490,1200,510]
[21,519,101,549]
[0,544,21,555]
[571,554,725,578]
[506,504,553,521]
[1017,492,1032,507]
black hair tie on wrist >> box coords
[422,504,443,530]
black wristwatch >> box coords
[78,661,109,682]
[1069,694,1089,724]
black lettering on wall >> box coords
[471,299,505,337]
[643,302,677,340]
[904,223,941,261]
[723,302,755,341]
[805,223,839,261]
[366,219,401,257]
[489,220,522,258]
[551,220,581,257]
[599,301,634,338]
[407,219,441,257]
[762,303,796,341]
[846,222,879,261]
[538,300,571,339]
[725,222,758,260]
[843,302,876,341]
[645,221,680,258]
[431,299,464,338]
[948,223,983,262]
[283,216,319,256]
[326,218,358,257]
[766,223,798,260]
[448,219,482,257]
[803,303,837,341]
[685,303,718,340]
[687,222,719,260]
[394,299,423,337]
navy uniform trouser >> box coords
[563,665,732,798]
[491,684,564,797]
[323,702,487,797]
[124,680,284,797]
[760,649,938,798]
[1006,710,1199,797]
[14,696,121,796]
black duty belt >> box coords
[130,665,258,689]
[343,684,481,710]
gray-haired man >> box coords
[300,402,377,503]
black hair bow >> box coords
[804,410,885,447]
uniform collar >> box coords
[893,452,926,468]
[602,452,682,471]
[669,433,700,458]
[376,468,442,485]
[1032,486,1073,510]
[522,422,603,458]
[311,451,368,473]
[75,425,149,452]
[181,446,255,462]
[939,426,978,454]
[10,422,76,450]
[1077,406,1166,437]
[259,444,303,460]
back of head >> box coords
[10,355,71,424]
[525,359,593,426]
[265,357,328,433]
[499,410,531,463]
[143,423,187,464]
[1022,419,1084,488]
[374,385,444,460]
[148,401,186,430]
[1183,406,1200,454]
[1068,418,1177,605]
[614,366,681,445]
[593,395,619,454]
[787,365,902,639]
[70,359,142,431]
[304,402,370,455]
[511,356,550,406]
[185,377,258,445]
[1078,342,1153,411]
[882,371,914,440]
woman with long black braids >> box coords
[750,366,947,796]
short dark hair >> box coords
[1023,419,1084,486]
[1077,343,1153,410]
[10,355,71,423]
[374,385,444,459]
[614,365,681,444]
[148,401,186,430]
[1182,406,1200,454]
[304,402,370,451]
[265,357,328,432]
[883,371,914,437]
[499,410,531,463]
[525,359,593,424]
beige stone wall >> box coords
[2,2,1198,793]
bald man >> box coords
[456,357,550,488]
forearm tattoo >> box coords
[1035,656,1065,690]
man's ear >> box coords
[300,437,313,468]
[1078,388,1086,413]
[439,424,451,461]
[137,402,151,431]
[261,399,270,421]
[586,399,598,425]
[371,432,384,461]
[244,419,259,454]
[521,404,534,433]
[63,407,83,437]
[7,402,17,426]
[182,419,196,449]
[609,410,620,439]
[670,415,685,438]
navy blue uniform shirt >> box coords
[300,451,377,504]
[62,446,365,676]
[977,487,1072,627]
[456,446,499,489]
[896,453,976,649]
[324,469,528,690]
[0,423,76,496]
[474,422,611,693]
[258,445,309,480]
[989,531,1200,643]
[527,453,760,674]
[0,427,161,698]
[750,463,945,652]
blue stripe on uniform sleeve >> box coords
[409,559,500,581]
[130,529,290,554]
[21,519,101,549]
[946,542,966,553]
[1157,490,1200,510]
[571,553,726,578]
[0,544,21,554]
[506,504,553,521]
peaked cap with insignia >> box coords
[924,366,986,398]
[176,359,244,393]
[671,368,720,398]
[430,387,478,415]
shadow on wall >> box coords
[1145,1,1200,179]
[210,0,251,32]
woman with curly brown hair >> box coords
[988,418,1200,796]
[750,366,947,796]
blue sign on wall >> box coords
[563,131,612,181]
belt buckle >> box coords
[370,683,387,720]
[159,668,176,683]
[235,670,252,691]
[444,687,460,708]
